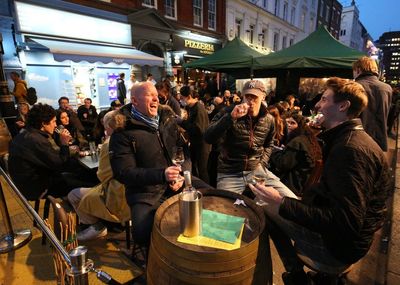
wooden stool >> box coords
[33,198,51,245]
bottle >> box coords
[183,170,196,193]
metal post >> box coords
[0,182,32,253]
[0,167,71,263]
[67,246,93,285]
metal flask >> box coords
[179,190,202,237]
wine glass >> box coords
[172,147,185,167]
[172,147,185,182]
[247,174,268,206]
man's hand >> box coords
[169,178,183,192]
[231,103,249,120]
[59,129,72,146]
[248,183,283,205]
[164,166,181,182]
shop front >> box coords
[170,32,223,84]
[13,1,163,109]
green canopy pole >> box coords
[250,57,254,80]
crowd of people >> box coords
[5,55,397,285]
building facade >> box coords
[226,0,317,55]
[316,0,342,39]
[379,31,400,86]
[338,0,364,51]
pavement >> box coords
[0,134,399,285]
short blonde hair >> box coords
[352,56,379,74]
[103,110,126,131]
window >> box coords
[340,29,346,36]
[142,0,156,8]
[282,36,287,49]
[289,38,294,46]
[208,0,216,30]
[275,0,280,17]
[290,7,296,25]
[193,0,203,26]
[283,2,288,21]
[261,29,267,46]
[235,19,241,37]
[309,17,314,33]
[249,25,255,44]
[263,0,268,8]
[165,0,176,19]
[273,32,279,51]
[319,0,324,17]
[325,5,330,22]
[301,12,306,30]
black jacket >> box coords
[356,73,392,151]
[279,119,390,264]
[8,128,70,200]
[117,78,126,102]
[204,104,275,173]
[109,104,185,206]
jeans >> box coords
[217,164,297,199]
[265,190,350,274]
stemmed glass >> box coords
[172,147,185,182]
[247,174,268,206]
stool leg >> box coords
[41,199,50,245]
[125,220,131,250]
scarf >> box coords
[131,106,159,130]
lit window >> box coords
[165,0,176,19]
[142,0,156,8]
[208,0,216,30]
[193,0,203,26]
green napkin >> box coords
[201,209,245,244]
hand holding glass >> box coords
[248,175,268,206]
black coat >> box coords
[8,128,70,200]
[356,73,392,151]
[204,104,275,173]
[109,104,186,206]
[117,78,127,103]
[279,119,390,264]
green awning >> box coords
[253,26,365,70]
[183,37,263,73]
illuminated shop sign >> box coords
[173,36,221,56]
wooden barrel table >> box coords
[147,189,271,285]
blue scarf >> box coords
[131,105,159,130]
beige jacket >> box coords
[77,138,130,223]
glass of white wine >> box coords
[247,174,268,206]
[172,147,185,182]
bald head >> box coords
[131,81,159,118]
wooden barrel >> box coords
[147,189,270,285]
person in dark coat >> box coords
[179,86,211,183]
[250,77,391,285]
[109,82,190,252]
[8,103,73,200]
[270,111,322,196]
[117,72,127,105]
[204,80,292,195]
[57,96,85,132]
[77,98,98,138]
[353,56,392,151]
[155,80,181,117]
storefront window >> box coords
[193,0,203,26]
[208,0,216,30]
[165,0,176,19]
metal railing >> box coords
[0,167,121,285]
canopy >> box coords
[183,37,263,74]
[253,26,365,71]
[32,38,164,66]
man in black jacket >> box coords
[353,56,392,151]
[117,72,127,105]
[109,82,187,251]
[204,80,293,196]
[8,104,73,200]
[250,77,391,285]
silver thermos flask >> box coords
[179,171,202,237]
